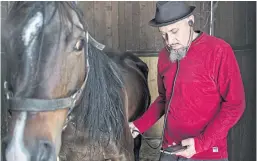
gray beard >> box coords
[168,47,188,62]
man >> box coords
[129,1,245,161]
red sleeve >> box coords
[133,55,166,133]
[194,44,246,153]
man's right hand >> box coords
[129,122,140,138]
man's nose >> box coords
[165,33,175,45]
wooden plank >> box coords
[238,51,256,161]
[233,2,247,46]
[200,1,211,33]
[1,1,8,21]
[139,1,147,50]
[139,1,153,50]
[185,2,211,33]
[1,2,9,160]
[214,1,234,45]
[151,1,163,51]
[139,56,164,137]
[246,1,256,45]
[189,1,201,31]
[132,1,140,51]
[125,1,133,51]
[228,50,256,161]
[94,1,105,44]
[78,1,95,37]
[147,2,156,51]
[105,1,112,48]
[154,29,164,52]
[118,1,125,52]
[111,1,119,50]
[227,52,243,161]
[248,53,256,160]
[1,53,8,161]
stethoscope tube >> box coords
[132,25,195,157]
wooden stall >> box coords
[1,1,256,161]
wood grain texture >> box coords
[131,1,140,51]
[139,57,164,137]
[233,2,247,46]
[77,1,255,52]
[111,1,119,50]
[105,1,112,48]
[125,1,133,50]
[118,1,125,51]
[93,1,105,44]
[246,1,256,45]
[79,1,94,37]
[1,2,10,160]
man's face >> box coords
[159,16,194,62]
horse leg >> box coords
[134,135,142,161]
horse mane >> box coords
[73,43,125,147]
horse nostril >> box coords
[37,141,53,161]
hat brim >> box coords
[149,6,196,27]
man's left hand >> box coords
[174,138,196,158]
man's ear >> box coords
[188,15,195,24]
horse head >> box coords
[2,2,104,161]
[3,2,151,161]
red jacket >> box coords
[133,32,245,160]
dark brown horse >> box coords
[2,2,150,161]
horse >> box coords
[2,2,151,161]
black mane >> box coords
[73,43,125,146]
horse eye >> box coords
[73,39,84,51]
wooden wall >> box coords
[78,1,211,52]
[78,1,256,52]
[214,1,256,48]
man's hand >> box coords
[174,138,196,158]
[129,122,140,138]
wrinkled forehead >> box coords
[159,19,187,33]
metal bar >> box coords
[210,1,214,35]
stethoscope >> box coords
[131,22,195,160]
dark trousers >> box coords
[159,154,229,161]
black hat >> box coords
[149,1,196,27]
